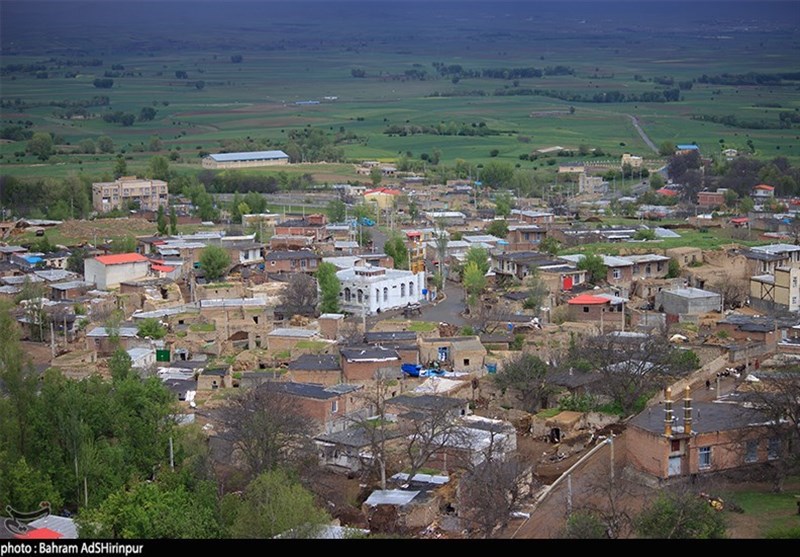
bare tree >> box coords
[492,351,557,413]
[708,275,748,310]
[566,466,640,539]
[569,333,693,416]
[215,383,315,480]
[279,272,318,318]
[736,368,800,492]
[457,435,529,538]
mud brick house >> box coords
[258,381,367,435]
[626,387,782,481]
[274,213,329,242]
[264,250,322,274]
[340,345,402,382]
[567,293,625,331]
[417,336,486,374]
[364,330,420,366]
[286,354,343,386]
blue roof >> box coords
[24,256,42,264]
[208,150,289,162]
[676,144,699,150]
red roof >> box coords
[405,231,422,238]
[730,217,749,224]
[754,184,774,191]
[568,294,610,305]
[151,264,175,273]
[656,188,679,197]
[365,187,401,196]
[15,528,63,540]
[94,253,149,266]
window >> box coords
[463,358,470,366]
[400,283,406,297]
[357,289,363,303]
[331,400,338,413]
[383,287,388,302]
[671,439,681,452]
[699,446,711,469]
[344,288,351,302]
[376,289,380,303]
[612,269,622,280]
[583,306,589,313]
[409,282,415,296]
[745,440,758,463]
[768,438,781,460]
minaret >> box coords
[683,385,692,435]
[664,387,673,437]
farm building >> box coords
[202,150,290,169]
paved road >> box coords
[628,114,658,154]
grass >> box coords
[721,479,800,538]
[189,322,216,332]
[294,339,330,351]
[407,321,439,333]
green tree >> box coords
[485,219,509,238]
[494,191,514,218]
[66,248,87,274]
[228,469,331,538]
[148,155,170,181]
[633,228,656,241]
[739,196,755,214]
[635,491,727,539]
[723,189,739,208]
[464,246,490,275]
[462,261,487,307]
[110,236,137,253]
[408,199,420,222]
[649,172,665,190]
[369,167,382,187]
[658,141,676,157]
[169,206,178,235]
[383,235,409,270]
[156,206,168,235]
[522,268,549,314]
[479,161,514,189]
[113,155,127,179]
[108,347,133,383]
[539,236,561,256]
[148,136,163,152]
[28,132,54,161]
[97,136,115,154]
[78,138,96,154]
[492,352,555,413]
[666,258,681,279]
[199,244,230,282]
[562,511,608,539]
[326,199,347,224]
[77,478,220,539]
[137,318,167,341]
[577,253,607,284]
[0,456,63,513]
[316,262,341,314]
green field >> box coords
[2,1,799,187]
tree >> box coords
[28,132,53,161]
[561,511,608,539]
[169,206,178,235]
[108,347,134,383]
[280,272,318,317]
[156,206,168,235]
[539,236,561,256]
[78,138,96,154]
[66,248,87,274]
[136,318,167,341]
[494,191,514,218]
[649,172,665,190]
[227,468,331,538]
[480,160,514,189]
[0,456,63,513]
[408,199,419,222]
[148,135,163,152]
[522,268,550,314]
[216,384,314,480]
[485,219,509,238]
[457,455,527,538]
[198,244,229,282]
[76,478,220,539]
[97,135,115,154]
[739,196,755,214]
[492,352,555,413]
[634,490,727,539]
[110,236,137,253]
[316,262,341,314]
[658,141,676,157]
[462,261,487,307]
[577,253,607,285]
[708,274,748,310]
[633,228,656,241]
[464,246,490,275]
[666,258,681,279]
[326,199,346,224]
[369,167,382,187]
[138,107,157,122]
[148,155,170,181]
[383,235,409,270]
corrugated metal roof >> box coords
[208,150,288,162]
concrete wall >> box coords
[84,260,149,290]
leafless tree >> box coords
[215,382,315,480]
[569,333,693,416]
[567,466,641,538]
[279,272,318,317]
[708,275,748,310]
[492,351,557,413]
[736,368,800,492]
[456,429,530,538]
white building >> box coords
[83,253,150,290]
[336,265,426,316]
